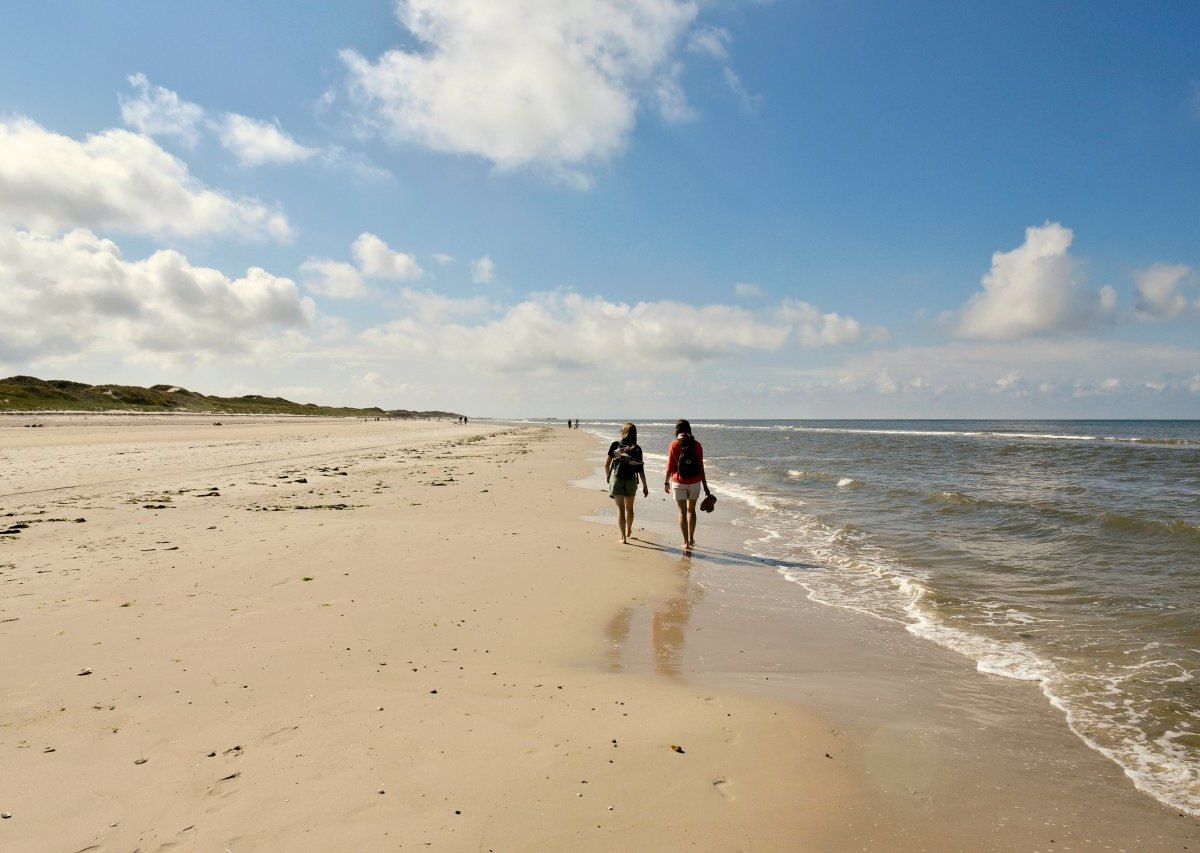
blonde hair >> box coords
[620,422,637,444]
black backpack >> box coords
[677,436,700,479]
[612,443,640,478]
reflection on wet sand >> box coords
[605,560,704,677]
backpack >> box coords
[611,443,640,479]
[676,436,700,479]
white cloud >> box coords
[121,75,388,179]
[1134,263,1194,319]
[723,66,763,114]
[339,0,699,185]
[356,317,431,355]
[118,73,206,146]
[351,371,419,396]
[320,146,394,182]
[1071,377,1124,398]
[994,370,1022,390]
[471,255,497,284]
[300,258,368,299]
[734,281,762,297]
[397,288,492,324]
[357,291,495,353]
[355,291,870,374]
[317,315,353,341]
[955,222,1116,340]
[447,293,787,371]
[823,339,1200,405]
[653,63,697,123]
[352,232,424,280]
[0,228,312,361]
[685,24,758,113]
[433,253,455,265]
[687,25,730,59]
[0,117,292,241]
[776,298,886,347]
[219,114,319,166]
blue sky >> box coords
[1,0,1197,418]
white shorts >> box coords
[672,481,702,501]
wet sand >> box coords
[0,416,1195,850]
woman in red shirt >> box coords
[663,419,710,552]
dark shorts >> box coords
[609,475,639,497]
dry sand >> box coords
[0,415,1196,851]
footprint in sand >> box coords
[260,724,301,746]
[205,771,242,803]
[713,776,735,801]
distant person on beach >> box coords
[606,422,648,544]
[664,419,710,552]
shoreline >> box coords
[1,417,1195,850]
[574,426,1200,846]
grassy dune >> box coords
[0,376,460,419]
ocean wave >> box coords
[786,469,833,481]
[992,431,1099,441]
[906,593,1200,815]
[906,616,1051,682]
[1123,436,1200,447]
[776,565,913,624]
[1100,512,1200,539]
[697,421,1198,447]
[927,490,988,507]
[1046,661,1200,817]
[830,522,865,545]
[744,496,1200,817]
[715,479,780,512]
[782,553,1200,814]
[785,426,987,439]
[784,469,863,489]
[761,512,923,625]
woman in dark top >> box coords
[606,422,648,544]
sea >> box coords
[561,418,1200,817]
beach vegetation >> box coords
[0,375,460,419]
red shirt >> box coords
[666,438,704,485]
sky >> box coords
[1,0,1198,419]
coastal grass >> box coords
[0,375,458,419]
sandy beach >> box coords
[1,416,1196,851]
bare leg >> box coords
[615,497,628,543]
[686,499,699,548]
[623,495,636,540]
[676,499,690,550]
